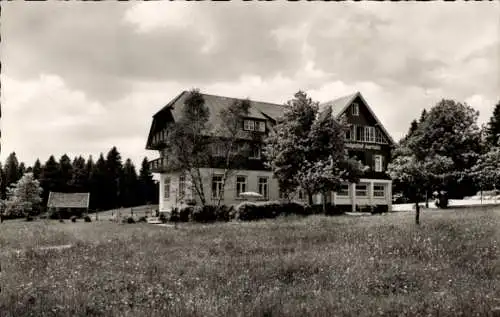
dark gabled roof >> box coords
[156,91,288,127]
[47,192,90,209]
[318,91,395,145]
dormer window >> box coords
[243,119,266,132]
[352,103,359,116]
[244,120,255,131]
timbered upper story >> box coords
[146,91,395,177]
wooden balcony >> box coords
[149,129,169,149]
[149,157,169,173]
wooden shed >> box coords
[47,192,90,218]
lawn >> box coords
[0,207,499,317]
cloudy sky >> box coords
[2,2,499,168]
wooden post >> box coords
[351,183,357,213]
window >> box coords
[249,145,261,159]
[338,184,349,196]
[374,184,385,197]
[258,177,269,199]
[356,126,364,142]
[164,177,171,200]
[345,128,352,140]
[376,129,387,144]
[179,174,186,197]
[355,184,367,196]
[365,126,376,143]
[352,103,359,116]
[212,175,224,199]
[236,176,247,197]
[374,155,384,172]
[256,121,266,132]
[243,120,255,131]
[212,143,225,157]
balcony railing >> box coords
[150,129,168,148]
[149,157,169,173]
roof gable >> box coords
[319,92,395,145]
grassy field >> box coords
[0,207,499,316]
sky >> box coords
[1,2,499,169]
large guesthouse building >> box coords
[146,91,395,213]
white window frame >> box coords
[236,175,247,198]
[374,184,385,197]
[364,126,376,143]
[243,120,255,131]
[258,177,269,200]
[376,128,387,144]
[352,103,359,116]
[338,184,349,196]
[374,155,384,172]
[211,175,224,199]
[256,121,266,132]
[355,184,367,196]
[164,177,171,200]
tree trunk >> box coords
[415,201,420,225]
[308,192,314,206]
[425,191,429,208]
[322,191,327,214]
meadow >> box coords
[0,207,499,317]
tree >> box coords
[165,89,212,206]
[470,146,500,194]
[105,147,123,209]
[4,152,20,189]
[69,156,87,192]
[3,173,43,218]
[138,157,156,205]
[419,109,428,123]
[212,98,254,206]
[264,91,364,206]
[32,159,42,180]
[121,159,139,207]
[0,163,5,199]
[39,155,61,204]
[89,154,108,210]
[58,154,73,191]
[408,99,482,199]
[18,162,26,180]
[485,100,500,148]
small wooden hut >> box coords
[47,192,90,218]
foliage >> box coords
[4,152,21,190]
[264,91,364,204]
[59,154,73,190]
[2,173,43,218]
[121,159,139,208]
[166,89,212,206]
[213,98,253,207]
[138,157,157,205]
[39,155,61,204]
[70,216,77,223]
[470,146,500,190]
[234,200,310,221]
[84,215,92,222]
[390,99,483,217]
[105,147,124,210]
[485,100,500,148]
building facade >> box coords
[146,91,395,213]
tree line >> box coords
[0,147,158,213]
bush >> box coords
[124,217,135,224]
[25,215,34,222]
[59,219,64,223]
[169,208,180,222]
[70,216,77,222]
[84,215,92,222]
[235,201,307,221]
[137,216,147,223]
[159,212,168,223]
